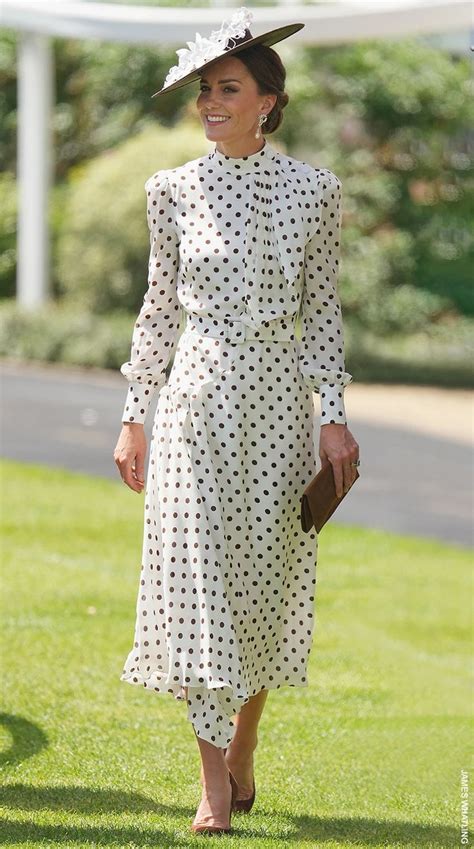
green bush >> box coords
[286,38,473,325]
[341,228,452,334]
[55,122,206,314]
[0,300,134,369]
[344,315,473,387]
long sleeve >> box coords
[298,170,353,425]
[120,170,181,424]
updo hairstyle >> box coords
[233,43,289,134]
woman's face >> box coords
[196,56,276,148]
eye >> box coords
[199,85,238,93]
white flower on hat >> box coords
[209,6,253,45]
[163,6,254,89]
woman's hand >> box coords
[319,423,359,499]
[114,423,147,493]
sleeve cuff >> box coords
[319,383,347,425]
[121,381,161,424]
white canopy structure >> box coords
[1,0,471,308]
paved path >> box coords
[1,359,472,548]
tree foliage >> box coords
[1,29,472,349]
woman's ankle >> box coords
[200,747,228,781]
[227,734,258,758]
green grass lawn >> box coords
[1,459,472,848]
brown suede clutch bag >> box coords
[301,462,360,533]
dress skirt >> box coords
[120,313,319,747]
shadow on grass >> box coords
[0,805,459,846]
[0,709,461,848]
[0,713,48,768]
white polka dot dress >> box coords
[119,140,353,747]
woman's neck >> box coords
[214,137,266,159]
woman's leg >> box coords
[225,689,268,799]
[182,687,232,827]
[191,730,234,828]
[230,688,268,749]
[185,686,269,819]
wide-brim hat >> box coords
[151,6,304,98]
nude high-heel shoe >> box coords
[223,747,256,813]
[190,768,239,835]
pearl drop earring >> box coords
[255,113,268,139]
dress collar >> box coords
[208,140,277,174]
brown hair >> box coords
[233,44,289,134]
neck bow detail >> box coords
[205,142,322,318]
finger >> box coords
[343,459,354,493]
[124,474,142,493]
[131,471,144,489]
[331,460,344,499]
[134,452,145,485]
[120,460,142,492]
[352,459,359,484]
[350,451,360,484]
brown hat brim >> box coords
[151,22,304,98]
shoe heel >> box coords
[224,746,256,814]
[233,777,256,813]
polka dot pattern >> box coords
[119,140,353,747]
[121,140,352,425]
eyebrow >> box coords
[199,78,242,84]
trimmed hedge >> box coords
[1,299,471,388]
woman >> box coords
[114,6,360,835]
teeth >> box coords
[207,116,229,123]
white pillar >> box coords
[17,31,53,309]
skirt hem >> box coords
[120,669,310,747]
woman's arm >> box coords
[114,170,181,492]
[120,170,181,424]
[298,169,353,423]
[298,170,359,495]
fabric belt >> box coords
[184,313,297,344]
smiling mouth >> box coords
[206,115,231,123]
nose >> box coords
[199,88,220,103]
[202,98,224,113]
